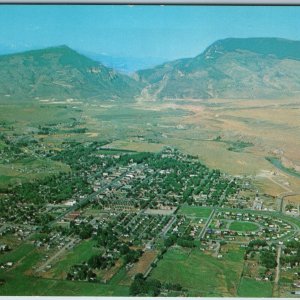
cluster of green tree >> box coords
[5,172,92,215]
[34,212,55,226]
[16,173,89,204]
[285,240,300,249]
[164,234,178,248]
[96,226,118,248]
[163,233,195,249]
[70,221,93,239]
[37,126,58,135]
[130,273,162,296]
[177,237,195,248]
[87,253,116,270]
[281,241,300,267]
[66,264,96,282]
[64,128,87,134]
[260,250,277,269]
[124,248,143,264]
[246,239,268,253]
[227,141,254,152]
[163,282,184,292]
[117,151,153,165]
[52,141,111,169]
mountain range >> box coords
[1,37,300,102]
[137,37,300,100]
[0,45,142,102]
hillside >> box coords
[137,37,300,100]
[0,45,142,102]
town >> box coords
[0,137,300,297]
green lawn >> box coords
[178,204,213,218]
[229,221,259,232]
[237,277,273,297]
[150,246,244,296]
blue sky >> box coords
[1,5,300,59]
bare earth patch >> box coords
[127,250,158,277]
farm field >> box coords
[237,277,273,297]
[150,246,244,296]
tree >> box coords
[260,250,277,269]
[129,274,161,296]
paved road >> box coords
[199,209,216,239]
[161,216,177,237]
[275,245,282,284]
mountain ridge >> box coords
[2,38,300,102]
[137,37,300,100]
[0,45,142,102]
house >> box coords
[293,281,300,288]
[291,291,300,295]
[0,244,8,251]
[145,241,153,250]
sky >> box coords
[1,5,300,60]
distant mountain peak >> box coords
[138,37,300,100]
[0,46,143,102]
[202,37,300,61]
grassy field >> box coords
[229,221,260,232]
[0,159,70,188]
[0,243,36,266]
[150,246,244,296]
[0,273,129,296]
[178,204,213,218]
[237,277,273,297]
[0,103,82,132]
[0,241,129,296]
[49,239,99,279]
